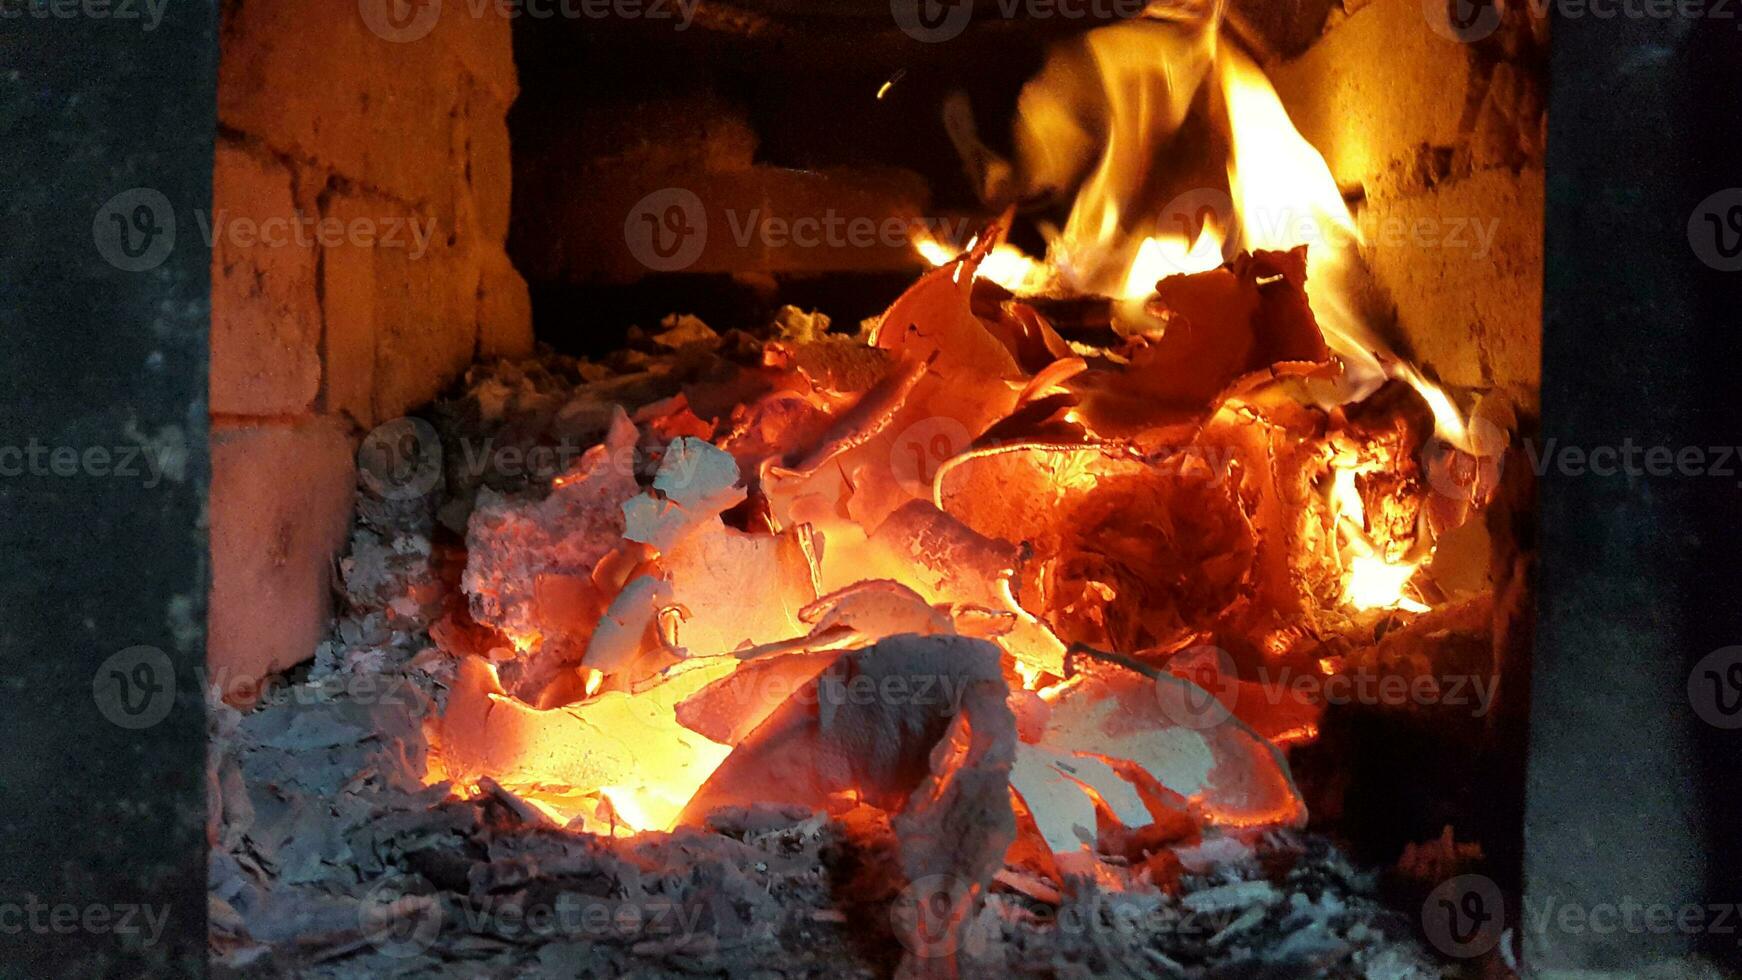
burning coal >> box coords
[420,10,1507,973]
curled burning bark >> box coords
[937,442,1258,654]
[1062,247,1335,451]
[778,352,931,477]
[677,634,1012,817]
[1041,663,1307,829]
[869,500,1067,676]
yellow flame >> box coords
[1036,17,1219,297]
[1329,462,1427,613]
[1396,363,1472,452]
[979,244,1050,294]
[597,786,652,834]
[915,236,955,267]
[1346,555,1429,614]
[1219,46,1471,451]
[1120,225,1224,299]
[1328,465,1365,529]
[912,233,1049,295]
[1219,47,1357,255]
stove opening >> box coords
[207,1,1552,975]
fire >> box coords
[1328,464,1428,613]
[1218,47,1475,453]
[431,12,1498,859]
[1219,46,1356,256]
[913,234,1048,295]
[1345,554,1428,614]
[1121,225,1224,299]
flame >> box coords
[1121,225,1224,299]
[979,244,1050,294]
[1219,47,1356,256]
[1395,362,1472,452]
[913,233,1049,295]
[913,18,1474,462]
[438,15,1490,846]
[1345,555,1428,614]
[914,236,954,267]
[1039,15,1221,298]
[916,15,1224,303]
[1219,45,1472,451]
[597,787,646,832]
[1328,462,1427,613]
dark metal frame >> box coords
[0,5,215,973]
[1531,7,1742,972]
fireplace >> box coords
[9,0,1742,977]
[192,1,1556,973]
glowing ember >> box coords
[1328,463,1430,613]
[430,18,1501,862]
[1345,554,1429,614]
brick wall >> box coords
[1261,0,1547,404]
[210,0,531,691]
[512,96,935,286]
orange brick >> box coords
[477,245,533,359]
[210,141,322,416]
[208,419,355,692]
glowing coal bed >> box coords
[208,24,1519,980]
